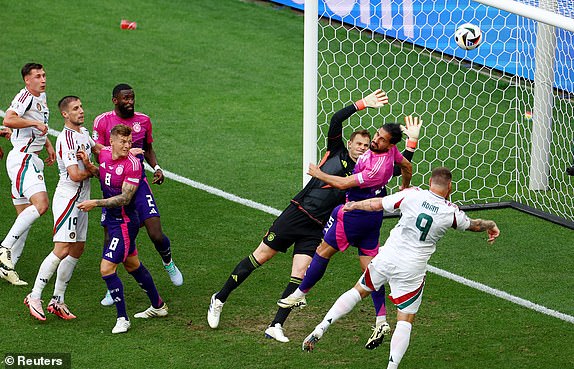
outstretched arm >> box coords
[77,182,138,212]
[394,115,422,177]
[307,163,357,189]
[467,218,500,244]
[343,198,383,212]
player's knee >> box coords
[34,202,49,215]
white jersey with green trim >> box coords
[7,87,49,153]
[380,187,471,271]
[55,126,94,193]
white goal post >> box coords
[293,0,574,228]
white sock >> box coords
[1,205,40,249]
[376,315,387,326]
[387,320,412,368]
[31,252,61,299]
[11,229,30,266]
[317,288,362,331]
[53,256,79,302]
[292,288,306,298]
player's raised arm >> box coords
[467,218,500,244]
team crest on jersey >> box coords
[68,152,75,160]
[37,103,42,111]
[133,122,141,133]
[116,165,124,175]
[266,232,276,242]
[69,232,76,240]
[38,175,43,180]
[92,131,99,140]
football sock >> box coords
[103,273,127,319]
[317,287,362,332]
[388,320,412,368]
[271,276,302,326]
[31,252,61,299]
[10,228,30,266]
[153,234,172,265]
[216,254,261,303]
[53,256,79,303]
[1,205,40,249]
[371,285,387,320]
[298,253,330,294]
[129,263,163,309]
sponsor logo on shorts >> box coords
[69,232,76,240]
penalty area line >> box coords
[47,128,574,325]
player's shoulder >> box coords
[134,111,151,121]
[93,111,114,125]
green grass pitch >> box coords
[0,1,573,368]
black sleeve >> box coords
[393,149,414,177]
[326,104,358,152]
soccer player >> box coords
[24,96,96,321]
[0,63,56,285]
[93,83,182,306]
[77,124,168,334]
[301,167,500,369]
[207,89,420,343]
[278,116,414,348]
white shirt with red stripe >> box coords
[379,187,471,271]
[7,88,49,153]
[55,126,94,193]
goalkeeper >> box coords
[207,89,421,344]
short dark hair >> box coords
[58,96,80,112]
[21,63,44,80]
[382,123,403,144]
[350,129,371,142]
[431,167,452,187]
[112,83,133,98]
[111,124,132,137]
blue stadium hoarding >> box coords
[270,0,573,93]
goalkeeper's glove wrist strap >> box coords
[354,99,366,111]
[407,139,418,149]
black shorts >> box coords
[262,203,323,257]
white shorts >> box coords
[52,187,89,243]
[6,150,47,205]
[359,256,426,315]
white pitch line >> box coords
[47,128,574,324]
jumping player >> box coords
[78,124,168,334]
[278,116,415,348]
[301,167,500,369]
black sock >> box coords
[271,276,303,326]
[216,254,261,303]
[153,235,172,264]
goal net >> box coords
[294,0,574,227]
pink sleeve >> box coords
[123,155,142,187]
[145,117,154,145]
[355,156,395,188]
[394,146,404,164]
[93,115,107,145]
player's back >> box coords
[381,187,470,269]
